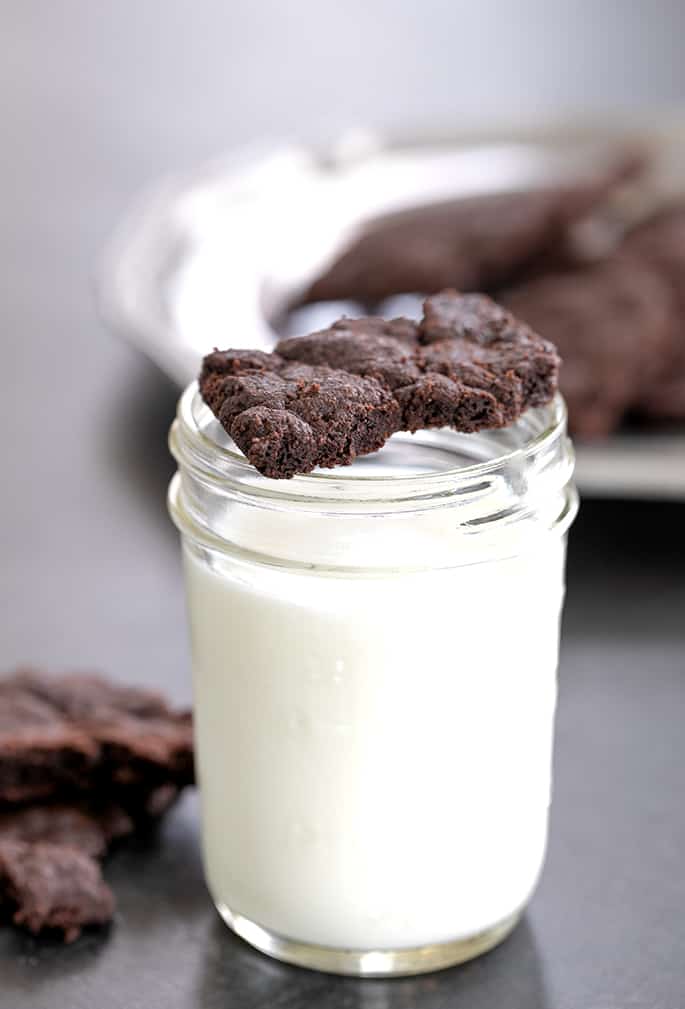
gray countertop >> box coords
[1,4,684,1007]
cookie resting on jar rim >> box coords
[168,291,578,976]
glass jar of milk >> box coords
[168,381,577,977]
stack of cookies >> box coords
[302,159,685,437]
[0,671,194,941]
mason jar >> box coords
[168,380,578,977]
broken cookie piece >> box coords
[0,840,115,942]
[0,670,195,944]
[199,352,402,479]
[0,683,99,804]
[278,294,557,431]
[9,671,195,800]
[303,158,643,306]
[0,804,134,859]
[201,290,559,478]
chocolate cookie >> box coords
[16,672,195,796]
[503,259,674,437]
[0,683,98,804]
[0,804,134,859]
[200,351,402,479]
[0,671,195,944]
[278,293,558,431]
[303,160,641,306]
[0,840,114,942]
[201,291,559,478]
[622,204,685,419]
[0,672,194,807]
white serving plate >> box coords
[99,121,685,499]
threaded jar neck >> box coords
[168,383,578,572]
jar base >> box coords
[214,901,522,977]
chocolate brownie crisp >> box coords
[0,670,196,942]
[200,290,559,478]
[0,841,114,943]
[0,671,194,807]
[303,158,643,305]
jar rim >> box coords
[172,381,571,507]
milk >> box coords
[184,537,565,951]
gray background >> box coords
[1,3,684,1007]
